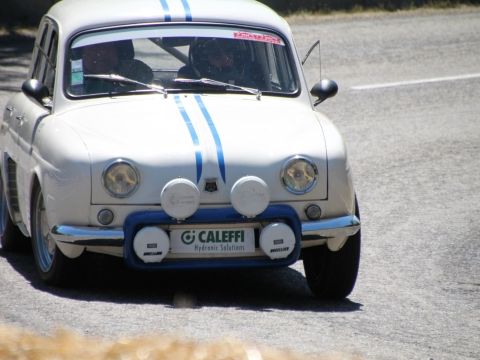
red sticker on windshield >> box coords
[233,31,283,45]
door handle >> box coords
[16,115,24,122]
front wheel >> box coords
[31,186,81,285]
[303,200,361,300]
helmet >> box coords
[189,38,247,81]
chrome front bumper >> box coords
[52,215,361,247]
[301,215,360,239]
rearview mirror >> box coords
[22,79,50,106]
[310,79,338,106]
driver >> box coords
[82,42,119,75]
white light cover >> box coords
[260,223,295,260]
[231,176,270,218]
[161,178,200,220]
[133,226,170,263]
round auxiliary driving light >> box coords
[231,176,270,218]
[305,204,322,220]
[97,209,114,225]
[161,178,200,220]
[133,226,170,263]
[259,223,295,260]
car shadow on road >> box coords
[1,248,363,313]
[0,32,34,91]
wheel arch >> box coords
[30,178,85,259]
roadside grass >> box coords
[274,0,478,15]
[284,3,478,21]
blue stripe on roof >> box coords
[174,95,202,183]
[181,0,192,21]
[194,95,226,183]
[159,0,172,22]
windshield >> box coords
[66,25,298,97]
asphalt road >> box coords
[1,8,479,360]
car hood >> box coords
[59,94,328,204]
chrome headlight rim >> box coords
[102,159,140,198]
[281,155,318,195]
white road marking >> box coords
[351,73,480,90]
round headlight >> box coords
[103,160,139,198]
[281,156,318,194]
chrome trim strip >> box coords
[301,215,360,239]
[52,225,124,245]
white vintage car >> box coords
[0,0,361,299]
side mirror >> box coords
[22,79,50,106]
[310,79,338,106]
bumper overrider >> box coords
[52,205,360,270]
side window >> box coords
[43,31,58,94]
[32,22,49,81]
[30,20,58,100]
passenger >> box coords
[81,41,153,94]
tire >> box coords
[303,199,361,300]
[0,173,29,252]
[31,186,80,286]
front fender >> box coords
[29,116,92,232]
[318,114,355,217]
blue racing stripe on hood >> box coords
[194,95,226,183]
[174,95,202,183]
[181,0,192,21]
[159,0,172,21]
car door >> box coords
[15,18,56,224]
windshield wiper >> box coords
[175,77,261,100]
[84,73,167,97]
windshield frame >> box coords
[64,22,301,100]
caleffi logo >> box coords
[180,230,246,245]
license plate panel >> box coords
[170,227,255,254]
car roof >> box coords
[47,0,291,39]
